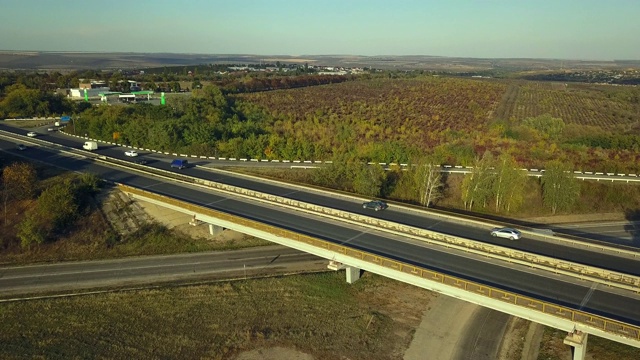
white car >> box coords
[26,131,37,137]
[490,227,522,241]
[124,150,139,157]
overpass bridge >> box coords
[121,183,639,359]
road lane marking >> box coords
[579,282,598,309]
[142,182,164,189]
[204,198,229,206]
[340,230,370,245]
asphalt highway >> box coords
[5,123,639,277]
[1,132,639,327]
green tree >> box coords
[352,162,386,197]
[541,160,580,214]
[522,114,565,140]
[461,152,494,209]
[17,214,46,248]
[19,180,79,247]
[493,154,526,213]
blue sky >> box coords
[0,0,638,60]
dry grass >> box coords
[538,327,640,360]
[1,119,54,128]
[498,317,530,360]
[0,212,270,265]
[0,272,432,360]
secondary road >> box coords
[2,133,640,329]
[0,246,325,297]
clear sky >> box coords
[0,0,638,60]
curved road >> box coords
[2,127,640,329]
[5,123,639,276]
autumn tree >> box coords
[461,152,494,209]
[493,154,527,213]
[352,162,386,197]
[1,162,37,225]
[413,156,443,207]
[541,160,580,214]
[522,114,565,140]
[17,180,78,248]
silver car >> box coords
[490,227,522,240]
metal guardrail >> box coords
[120,183,640,345]
[181,173,640,293]
[2,128,639,292]
[54,129,640,182]
[195,165,640,259]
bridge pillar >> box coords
[564,330,588,360]
[345,266,361,284]
[209,224,224,236]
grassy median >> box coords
[0,272,431,360]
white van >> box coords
[83,141,98,151]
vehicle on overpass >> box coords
[125,150,139,157]
[171,159,189,169]
[362,200,388,211]
[26,131,37,137]
[490,227,522,240]
[82,141,98,151]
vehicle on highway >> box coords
[490,227,522,240]
[26,131,37,137]
[47,127,56,132]
[16,144,27,151]
[134,158,148,165]
[82,141,98,151]
[362,200,388,211]
[125,150,139,157]
[171,159,189,169]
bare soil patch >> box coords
[234,347,315,360]
[497,316,531,360]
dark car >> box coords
[16,144,27,151]
[134,158,148,165]
[362,200,388,211]
[171,159,188,169]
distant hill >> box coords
[0,51,636,72]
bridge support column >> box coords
[345,266,361,284]
[564,330,588,360]
[209,224,224,236]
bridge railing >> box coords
[181,173,640,293]
[120,183,640,346]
